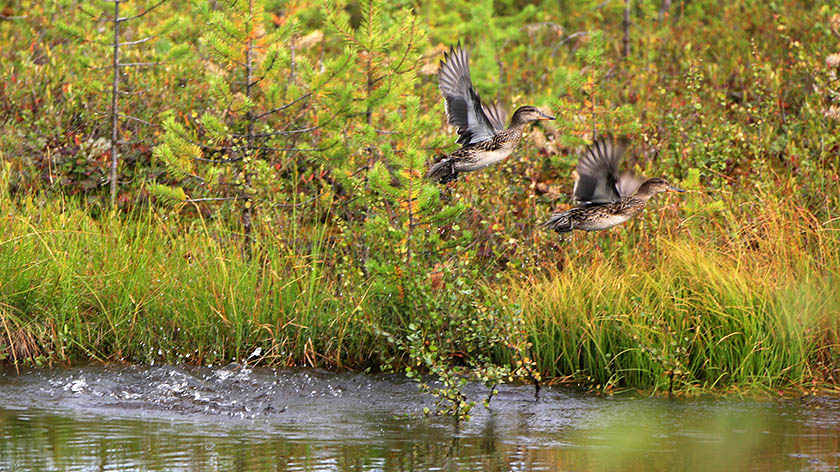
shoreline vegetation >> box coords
[2,181,838,396]
[2,0,840,409]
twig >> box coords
[119,36,153,46]
[120,113,156,127]
[622,0,631,58]
[274,195,317,208]
[193,155,240,163]
[552,31,588,52]
[109,0,120,206]
[252,146,332,152]
[520,21,564,33]
[116,0,167,22]
[389,15,418,75]
[248,50,279,88]
[117,61,165,67]
[253,92,313,120]
[90,61,164,69]
[184,197,240,202]
[658,0,672,22]
[590,0,611,10]
[233,125,320,138]
[118,88,148,95]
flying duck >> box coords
[542,136,684,233]
[427,43,555,184]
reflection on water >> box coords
[0,365,838,471]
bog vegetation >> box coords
[2,0,840,415]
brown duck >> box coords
[427,43,554,184]
[542,136,684,233]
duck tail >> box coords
[541,211,572,233]
[427,157,457,184]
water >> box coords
[0,365,838,471]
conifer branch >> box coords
[364,0,375,49]
[206,19,244,43]
[249,52,279,87]
[233,108,347,138]
[390,15,418,74]
[205,41,247,67]
[233,125,320,138]
[253,92,312,120]
[323,3,366,51]
[192,142,334,154]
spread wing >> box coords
[616,172,645,198]
[573,136,633,205]
[481,102,508,133]
[438,43,500,145]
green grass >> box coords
[2,183,838,393]
[0,191,374,369]
[503,195,840,393]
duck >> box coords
[541,136,684,233]
[427,43,555,184]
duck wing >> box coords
[481,102,508,133]
[616,171,645,198]
[438,43,500,145]
[573,136,628,205]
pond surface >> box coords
[0,365,838,471]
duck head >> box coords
[510,106,555,127]
[634,177,685,200]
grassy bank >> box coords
[0,189,363,368]
[2,179,838,393]
[507,198,840,393]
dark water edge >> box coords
[0,365,839,472]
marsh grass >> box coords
[503,192,840,393]
[2,176,838,394]
[0,187,373,369]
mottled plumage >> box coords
[542,136,684,233]
[428,43,554,184]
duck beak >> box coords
[668,186,685,193]
[537,111,555,121]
